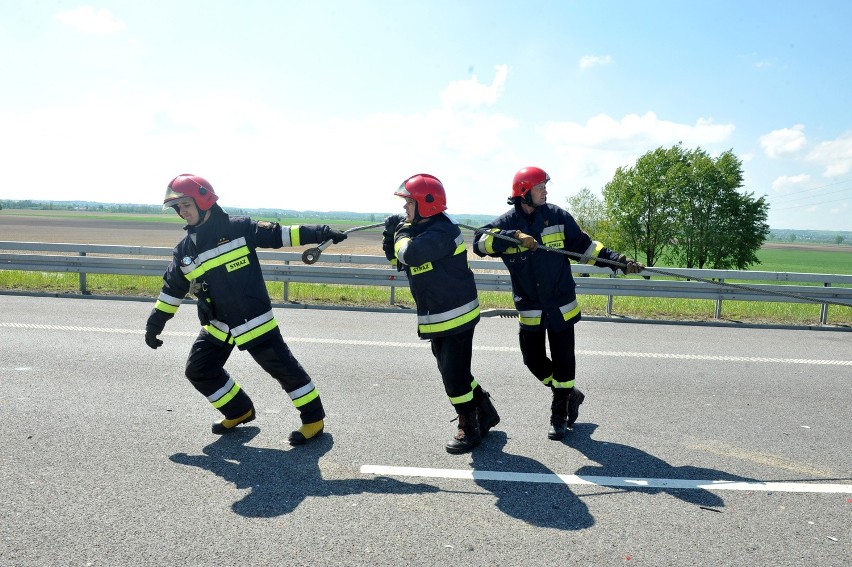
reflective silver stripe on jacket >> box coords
[179,237,248,276]
[416,299,479,326]
[230,310,275,338]
[157,292,183,307]
[579,241,604,265]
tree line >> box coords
[568,144,770,270]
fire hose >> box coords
[301,222,385,264]
[457,223,852,309]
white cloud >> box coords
[440,65,508,109]
[806,132,852,177]
[771,174,811,194]
[55,6,125,35]
[0,70,521,215]
[533,112,736,194]
[541,112,734,149]
[579,55,613,70]
[759,124,807,158]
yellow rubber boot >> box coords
[211,408,255,435]
[288,419,324,445]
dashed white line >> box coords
[360,465,852,494]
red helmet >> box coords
[509,166,550,205]
[163,174,219,211]
[394,173,447,218]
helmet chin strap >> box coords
[412,202,423,224]
[192,209,211,227]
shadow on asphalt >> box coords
[472,431,594,531]
[568,423,756,508]
[169,427,440,518]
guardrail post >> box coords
[283,260,289,302]
[820,282,830,325]
[606,273,614,316]
[715,278,724,319]
[79,251,88,294]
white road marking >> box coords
[360,465,852,494]
[1,322,850,365]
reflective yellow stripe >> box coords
[541,225,565,248]
[204,324,233,344]
[233,318,278,346]
[186,246,251,280]
[518,310,542,326]
[211,382,240,409]
[477,230,497,255]
[292,388,319,408]
[394,236,411,258]
[560,300,580,322]
[290,226,301,247]
[449,379,479,405]
[543,374,575,388]
[581,241,605,265]
[418,304,479,335]
[155,300,179,314]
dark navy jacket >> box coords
[146,206,324,349]
[474,203,622,331]
[394,213,480,339]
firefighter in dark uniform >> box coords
[473,166,643,440]
[144,174,347,444]
[382,173,500,454]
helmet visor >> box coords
[163,187,190,210]
[393,182,411,198]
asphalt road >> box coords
[1,296,850,566]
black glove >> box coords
[383,213,405,234]
[381,214,404,261]
[145,309,170,349]
[145,327,163,349]
[319,225,348,244]
[617,254,644,274]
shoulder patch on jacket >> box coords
[257,221,273,229]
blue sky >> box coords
[2,1,851,231]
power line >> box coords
[770,184,852,206]
[772,196,852,212]
[769,177,852,204]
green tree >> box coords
[835,235,845,245]
[604,144,769,269]
[602,145,684,266]
[566,187,607,237]
[669,148,767,269]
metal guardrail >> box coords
[1,241,851,325]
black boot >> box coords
[547,389,569,440]
[476,391,501,437]
[566,387,585,427]
[445,411,481,454]
[547,387,585,440]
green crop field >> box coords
[753,247,852,275]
